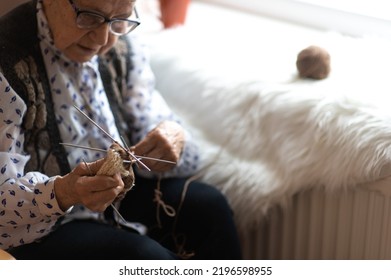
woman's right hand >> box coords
[53,159,125,212]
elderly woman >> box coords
[0,0,242,259]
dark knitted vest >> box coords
[0,0,133,176]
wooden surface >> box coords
[0,249,15,260]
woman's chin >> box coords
[65,46,98,63]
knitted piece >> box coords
[97,143,135,201]
[28,56,47,129]
[14,57,47,129]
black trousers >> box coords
[9,175,242,260]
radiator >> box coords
[240,185,391,259]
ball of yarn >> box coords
[296,45,330,79]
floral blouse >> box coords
[0,0,199,250]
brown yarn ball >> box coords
[296,45,331,79]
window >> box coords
[199,0,391,38]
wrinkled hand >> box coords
[133,120,185,172]
[98,142,135,202]
[54,158,125,212]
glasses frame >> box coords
[68,0,140,36]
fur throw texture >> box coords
[146,29,391,229]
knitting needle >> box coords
[120,135,132,153]
[72,104,150,171]
[60,143,133,163]
[120,135,141,169]
[60,142,177,165]
[81,158,127,224]
[60,143,107,153]
[109,203,128,224]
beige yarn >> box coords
[97,143,135,201]
[97,147,130,176]
[296,45,331,80]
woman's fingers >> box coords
[133,121,184,172]
[78,173,125,212]
[55,159,125,212]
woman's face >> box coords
[43,0,135,63]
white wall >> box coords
[199,0,391,39]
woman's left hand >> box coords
[133,120,185,172]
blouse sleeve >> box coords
[0,73,67,250]
[121,35,201,178]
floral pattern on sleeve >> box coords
[0,73,66,250]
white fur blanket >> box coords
[145,28,391,229]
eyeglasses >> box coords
[68,0,140,36]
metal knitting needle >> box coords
[60,143,132,164]
[120,135,132,153]
[136,155,177,165]
[72,104,150,171]
[60,143,107,153]
[120,135,141,170]
[109,203,128,224]
[82,158,127,224]
[60,142,177,165]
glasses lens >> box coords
[77,12,105,29]
[111,20,139,35]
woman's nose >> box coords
[91,23,110,46]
